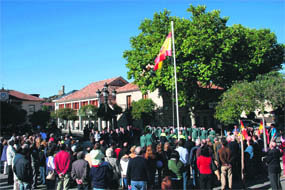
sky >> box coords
[1,0,284,98]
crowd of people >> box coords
[0,123,284,190]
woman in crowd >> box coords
[144,145,157,189]
[1,139,8,175]
[168,150,184,189]
[197,145,213,190]
[120,154,130,189]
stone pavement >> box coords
[1,172,285,190]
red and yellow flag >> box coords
[240,120,248,140]
[258,120,270,144]
[154,32,172,71]
[258,121,263,135]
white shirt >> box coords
[175,146,189,165]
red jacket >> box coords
[54,150,71,175]
[197,155,212,174]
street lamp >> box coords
[87,110,92,128]
[96,89,102,131]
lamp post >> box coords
[111,88,117,129]
[96,89,102,131]
[87,110,92,129]
[102,83,109,130]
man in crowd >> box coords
[218,138,233,190]
[127,146,149,190]
[54,143,71,190]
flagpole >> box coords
[171,21,180,140]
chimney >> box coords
[62,85,65,94]
[58,85,65,96]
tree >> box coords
[56,108,78,133]
[131,99,156,127]
[78,104,98,120]
[29,110,50,128]
[123,5,284,124]
[1,102,27,126]
[215,72,285,125]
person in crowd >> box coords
[129,145,137,159]
[144,145,157,189]
[105,147,120,189]
[46,149,56,190]
[265,141,282,190]
[140,132,147,150]
[228,136,240,181]
[168,150,184,189]
[7,139,16,185]
[126,146,149,190]
[120,154,130,189]
[244,139,254,180]
[280,134,285,177]
[71,151,90,190]
[161,142,172,177]
[175,139,189,190]
[269,124,277,142]
[54,143,71,190]
[1,139,8,175]
[90,149,113,189]
[30,141,40,189]
[218,138,233,190]
[38,144,46,185]
[155,143,164,187]
[197,145,213,190]
[13,144,33,190]
[189,139,201,189]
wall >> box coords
[21,101,42,115]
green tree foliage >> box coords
[215,72,285,125]
[29,110,50,127]
[56,108,78,121]
[1,102,27,126]
[131,99,156,126]
[78,104,98,120]
[123,5,284,113]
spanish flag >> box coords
[258,120,270,144]
[154,32,172,71]
[240,120,248,140]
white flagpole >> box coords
[171,21,180,140]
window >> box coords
[142,93,148,99]
[29,105,35,113]
[126,95,131,109]
[59,104,64,109]
[90,100,98,107]
[73,102,79,110]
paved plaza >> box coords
[1,172,285,190]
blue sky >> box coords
[1,0,284,98]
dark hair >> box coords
[178,139,185,147]
[170,150,180,163]
[60,143,66,150]
[201,145,210,157]
[221,138,228,146]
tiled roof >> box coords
[116,83,139,93]
[42,102,55,106]
[55,76,128,103]
[9,90,44,101]
[197,82,224,90]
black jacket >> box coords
[13,155,33,183]
[126,156,149,185]
[265,148,282,173]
